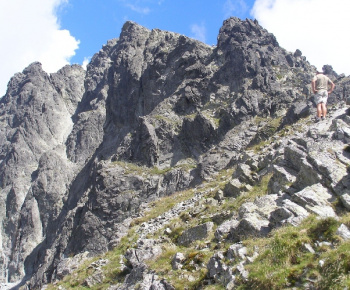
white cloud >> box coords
[224,0,249,19]
[0,0,79,97]
[126,3,151,14]
[120,0,153,14]
[251,0,350,75]
[82,57,91,70]
[190,23,206,43]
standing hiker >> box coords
[311,67,335,121]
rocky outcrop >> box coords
[0,16,349,289]
[108,103,350,290]
[0,62,85,283]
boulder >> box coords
[336,224,350,241]
[83,259,109,287]
[171,253,186,270]
[270,199,309,226]
[215,219,239,241]
[54,252,90,281]
[268,164,297,194]
[178,222,214,246]
[207,252,235,286]
[224,178,251,198]
[229,214,270,242]
[292,184,336,218]
[340,193,350,210]
[226,244,248,261]
[125,239,162,268]
[232,163,258,185]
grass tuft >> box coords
[239,214,350,289]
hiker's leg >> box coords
[321,102,327,118]
[317,103,323,118]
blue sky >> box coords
[0,0,349,97]
[59,0,256,66]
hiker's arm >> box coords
[328,81,335,94]
[311,79,317,93]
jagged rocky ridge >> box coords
[0,17,350,289]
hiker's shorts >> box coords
[314,90,328,105]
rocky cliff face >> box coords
[0,17,349,289]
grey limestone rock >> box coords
[292,184,337,218]
[207,252,227,279]
[0,62,85,282]
[303,243,315,254]
[207,252,237,287]
[125,239,162,268]
[229,212,270,242]
[340,193,350,210]
[281,100,312,127]
[268,164,297,194]
[235,262,249,281]
[270,198,309,227]
[226,244,247,261]
[171,252,186,270]
[82,259,109,287]
[178,222,214,246]
[215,219,239,241]
[223,178,245,197]
[114,262,175,290]
[336,224,350,241]
[66,39,116,164]
[54,252,90,281]
[232,163,258,185]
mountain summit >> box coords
[1,17,350,289]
